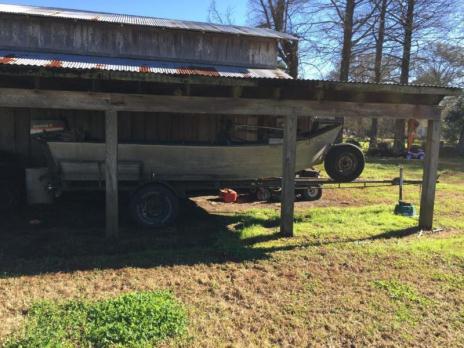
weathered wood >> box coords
[419,119,441,230]
[1,68,460,99]
[105,110,119,238]
[13,109,31,165]
[280,113,298,237]
[0,14,278,68]
[0,88,443,120]
[0,108,15,153]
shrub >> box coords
[5,291,187,348]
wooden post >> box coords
[280,113,298,237]
[419,119,441,230]
[105,110,119,238]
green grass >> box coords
[373,280,431,306]
[5,291,187,348]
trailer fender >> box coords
[132,181,184,199]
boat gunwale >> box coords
[45,124,342,149]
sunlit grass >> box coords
[5,291,187,348]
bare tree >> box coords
[387,0,457,153]
[369,0,390,149]
[207,0,235,25]
[248,0,316,78]
[415,43,464,87]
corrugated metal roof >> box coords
[0,3,298,40]
[0,50,292,79]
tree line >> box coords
[208,0,464,154]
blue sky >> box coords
[0,0,248,24]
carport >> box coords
[0,65,460,238]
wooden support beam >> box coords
[105,110,119,238]
[419,119,441,230]
[0,88,443,120]
[280,113,298,237]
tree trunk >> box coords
[394,0,415,155]
[369,0,388,151]
[369,118,379,149]
[458,125,464,155]
[339,0,355,81]
[337,0,356,143]
[286,40,299,79]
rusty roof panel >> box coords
[0,3,298,41]
[0,50,292,79]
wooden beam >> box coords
[0,68,460,97]
[419,119,441,230]
[280,113,298,237]
[105,110,119,238]
[0,88,442,120]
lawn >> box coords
[0,156,463,347]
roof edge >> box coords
[0,3,299,41]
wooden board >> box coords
[0,88,443,120]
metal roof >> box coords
[0,50,292,79]
[0,3,298,41]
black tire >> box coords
[130,184,179,228]
[300,186,322,201]
[324,143,365,182]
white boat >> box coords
[46,125,342,181]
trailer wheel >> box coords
[301,186,322,201]
[256,188,272,202]
[130,184,179,228]
[324,143,365,182]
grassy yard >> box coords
[1,156,463,347]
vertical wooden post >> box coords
[280,113,298,237]
[105,110,119,238]
[419,119,441,230]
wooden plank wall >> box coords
[0,108,31,165]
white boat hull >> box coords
[47,126,341,181]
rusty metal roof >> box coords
[0,50,292,79]
[0,3,298,41]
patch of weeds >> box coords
[394,303,415,324]
[432,273,464,290]
[5,291,187,348]
[373,280,431,307]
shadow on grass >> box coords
[0,193,420,278]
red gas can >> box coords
[220,189,238,203]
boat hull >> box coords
[47,126,341,181]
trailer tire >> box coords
[324,143,365,182]
[130,184,179,228]
[256,188,272,202]
[301,186,322,201]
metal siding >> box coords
[0,3,298,40]
[0,50,292,79]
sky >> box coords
[0,0,248,24]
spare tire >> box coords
[324,143,365,182]
[130,184,179,228]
